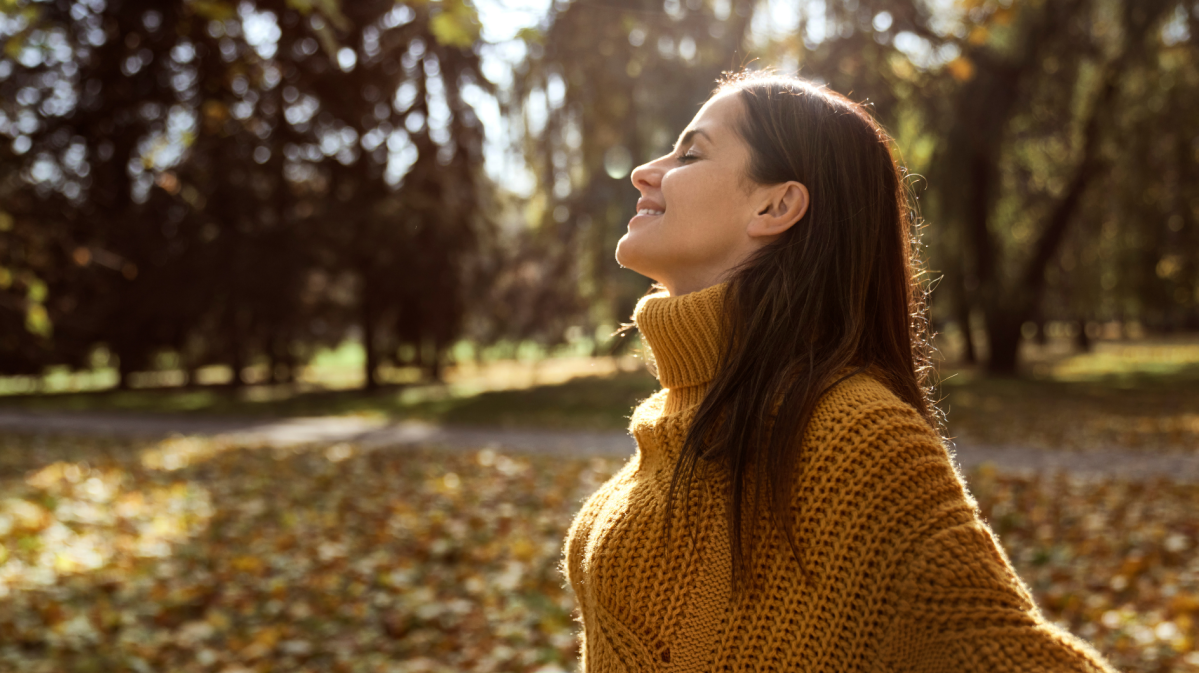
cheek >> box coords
[660,169,693,212]
[662,166,738,224]
[664,175,741,244]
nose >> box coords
[630,158,661,193]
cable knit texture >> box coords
[561,282,1117,672]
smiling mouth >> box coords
[636,208,664,216]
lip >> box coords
[636,197,665,213]
[630,198,665,226]
[629,210,663,227]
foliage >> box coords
[3,0,1198,386]
[0,0,494,388]
[1,434,1199,671]
[516,0,1199,374]
[505,0,758,341]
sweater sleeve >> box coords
[875,423,1117,673]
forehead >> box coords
[680,91,743,143]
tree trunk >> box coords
[362,282,380,391]
[269,337,292,384]
[231,344,246,388]
[1034,319,1048,346]
[984,310,1022,376]
[1074,319,1092,353]
[428,344,444,383]
[956,296,977,365]
[117,354,133,390]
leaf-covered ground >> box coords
[2,434,1199,672]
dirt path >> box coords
[2,409,1197,482]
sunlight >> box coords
[0,459,213,597]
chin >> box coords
[615,233,661,282]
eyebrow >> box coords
[674,127,712,153]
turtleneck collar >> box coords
[633,281,728,415]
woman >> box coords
[561,71,1115,671]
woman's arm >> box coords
[874,425,1117,672]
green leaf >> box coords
[516,26,544,46]
[26,303,51,338]
[313,23,341,60]
[287,0,350,31]
[187,0,237,21]
[26,277,47,303]
[430,0,480,49]
[312,0,351,31]
[1,7,39,59]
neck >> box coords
[633,282,728,415]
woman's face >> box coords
[616,91,773,296]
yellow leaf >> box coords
[511,538,536,561]
[889,55,915,81]
[206,609,232,630]
[252,626,280,647]
[947,56,975,82]
[233,555,265,573]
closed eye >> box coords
[677,151,699,164]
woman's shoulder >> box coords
[795,370,966,519]
[805,367,946,461]
[628,387,670,431]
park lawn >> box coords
[1,339,1197,449]
[1,434,1198,672]
[936,365,1199,452]
[0,366,663,432]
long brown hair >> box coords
[659,70,939,599]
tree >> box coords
[0,0,495,390]
[510,0,756,343]
[519,0,1199,374]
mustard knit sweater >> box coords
[562,282,1116,672]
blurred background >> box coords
[0,0,1195,395]
[2,1,1199,672]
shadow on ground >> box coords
[0,371,663,431]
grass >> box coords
[934,338,1199,452]
[0,357,659,429]
[2,337,1198,450]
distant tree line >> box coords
[2,0,1198,387]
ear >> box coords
[746,181,809,239]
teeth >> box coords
[637,209,664,216]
